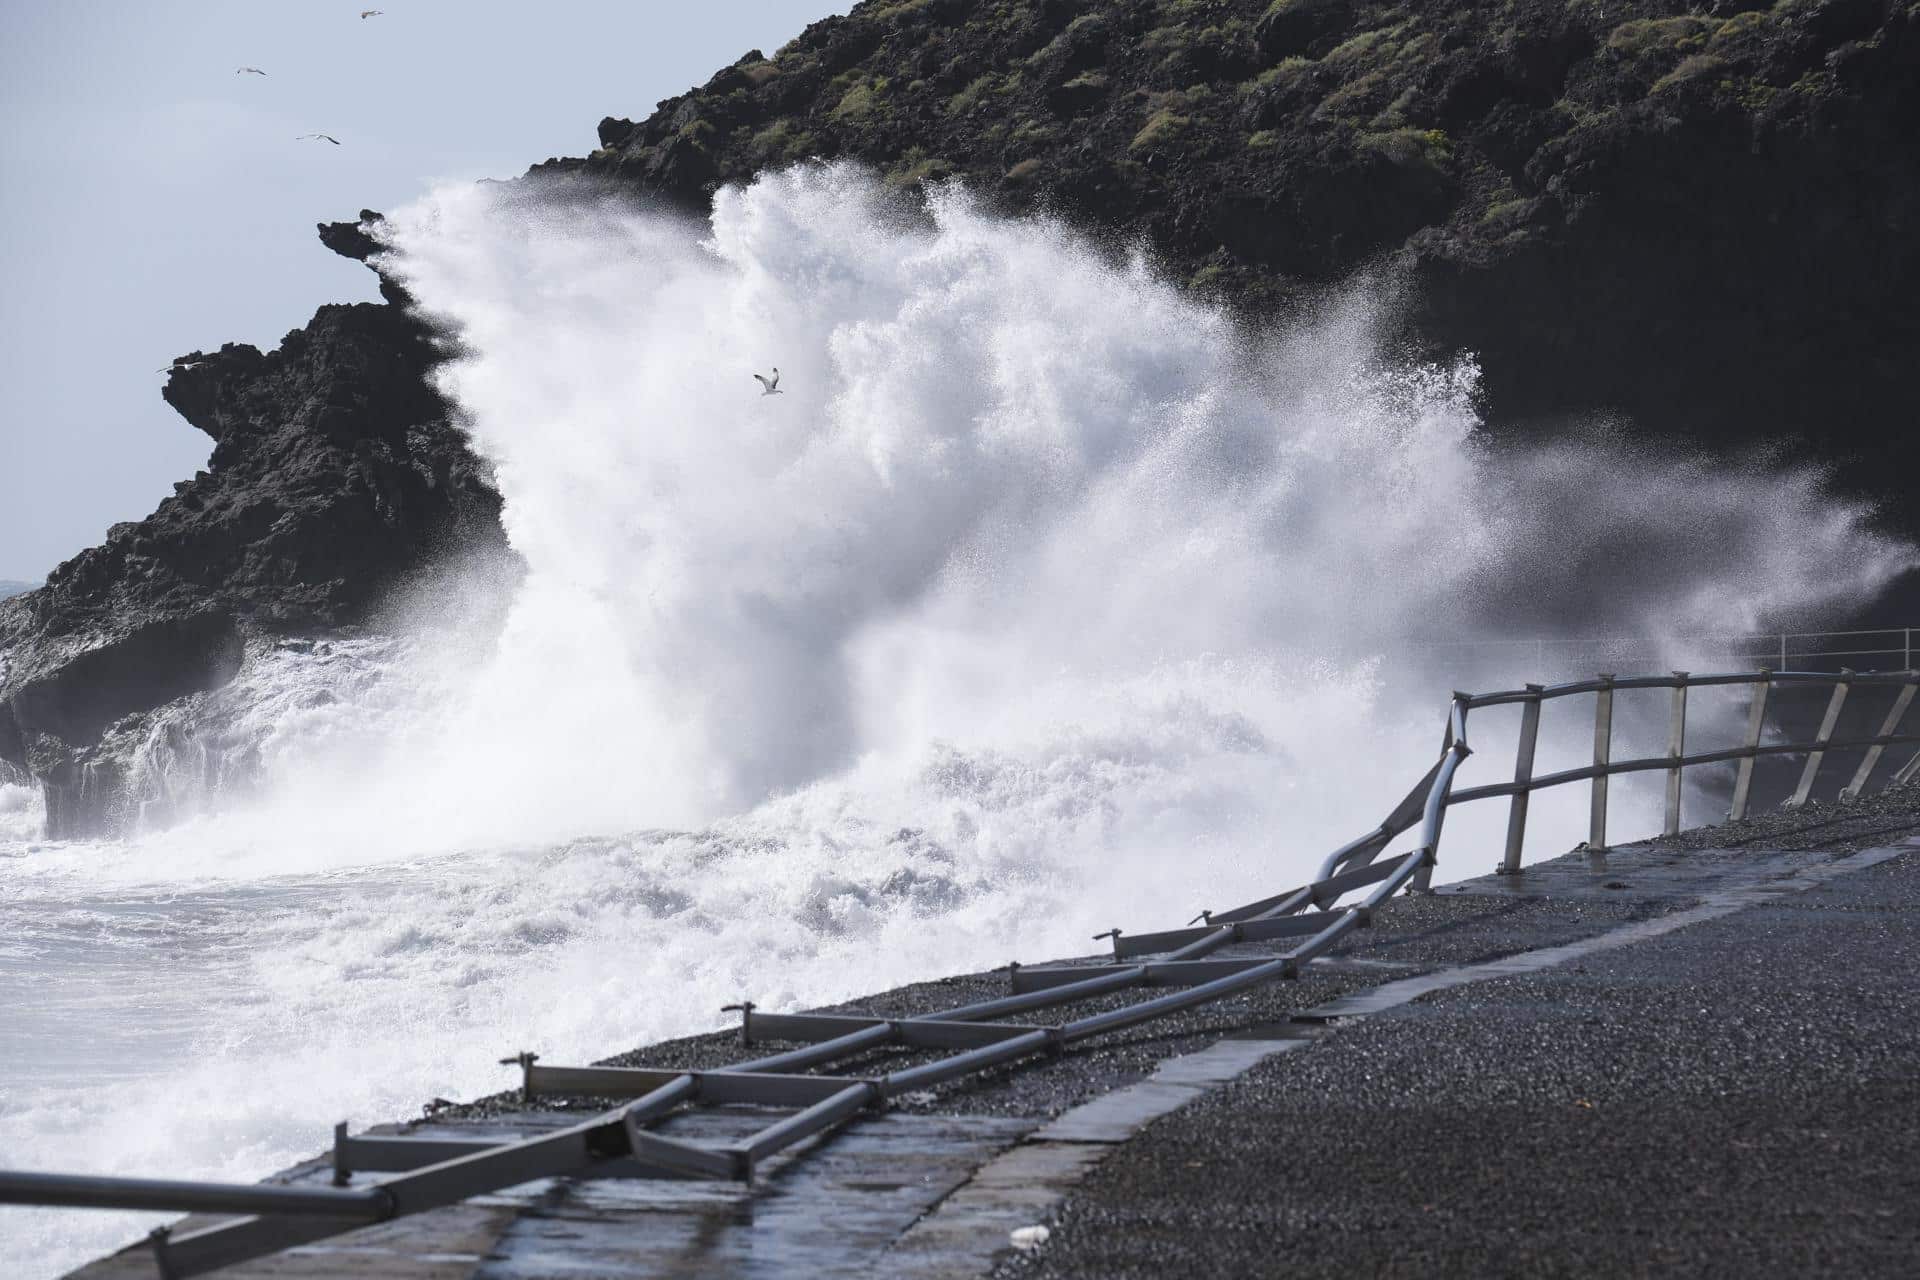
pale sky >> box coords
[0,1,842,582]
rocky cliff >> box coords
[0,223,503,835]
[4,0,1916,837]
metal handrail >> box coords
[0,1172,393,1219]
[1461,668,1919,708]
[1329,667,1920,881]
[6,666,1916,1278]
[1447,732,1920,803]
[1418,625,1917,674]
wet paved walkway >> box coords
[70,801,1920,1279]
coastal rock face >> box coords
[575,0,1918,505]
[4,0,1917,837]
[0,235,503,836]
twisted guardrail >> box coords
[3,666,1915,1278]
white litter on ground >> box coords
[1011,1224,1051,1251]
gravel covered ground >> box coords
[991,788,1920,1279]
[1641,774,1920,853]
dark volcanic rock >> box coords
[8,613,242,750]
[0,225,505,837]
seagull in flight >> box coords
[360,9,384,17]
[297,133,342,145]
[235,67,266,76]
[753,368,783,396]
[157,359,206,374]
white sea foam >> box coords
[0,165,1908,1278]
[0,782,43,843]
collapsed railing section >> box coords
[0,807,1447,1276]
[3,667,1915,1279]
[1,842,1433,1277]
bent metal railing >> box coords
[2,668,1915,1278]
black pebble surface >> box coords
[993,819,1920,1278]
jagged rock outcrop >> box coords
[4,0,1917,837]
[0,229,503,836]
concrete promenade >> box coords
[71,790,1920,1278]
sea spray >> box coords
[0,164,1908,1280]
[370,164,1907,846]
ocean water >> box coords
[0,165,1908,1278]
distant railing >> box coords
[5,666,1916,1278]
[1421,626,1917,679]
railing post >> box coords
[1787,670,1852,808]
[1664,673,1689,836]
[1729,671,1772,821]
[1589,674,1614,851]
[1415,695,1470,893]
[1779,633,1788,670]
[1896,745,1920,786]
[1500,684,1544,874]
[1842,678,1918,800]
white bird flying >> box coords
[297,133,342,145]
[360,9,384,17]
[753,368,783,396]
[157,360,205,374]
[235,67,266,76]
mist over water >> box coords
[1,164,1910,1278]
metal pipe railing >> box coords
[1500,684,1543,873]
[1,826,1429,1276]
[0,1172,393,1219]
[1896,745,1920,786]
[1448,730,1920,806]
[1419,625,1918,674]
[1730,672,1774,821]
[7,664,1915,1280]
[1457,668,1918,860]
[1787,672,1853,807]
[1663,674,1689,836]
[1590,674,1615,850]
[1846,683,1919,799]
